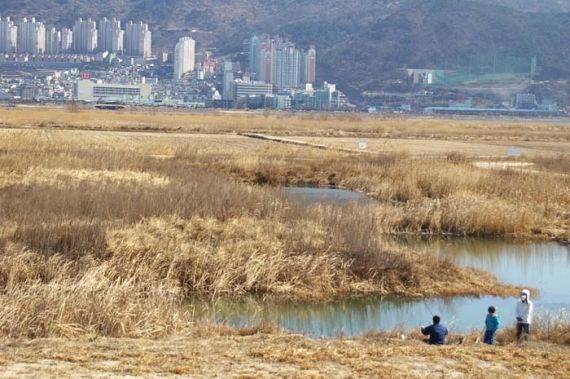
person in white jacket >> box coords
[515,289,533,341]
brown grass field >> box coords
[0,108,568,377]
[0,327,569,378]
[0,107,569,141]
[288,136,569,157]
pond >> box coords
[190,188,570,337]
[281,187,370,205]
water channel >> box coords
[190,188,570,337]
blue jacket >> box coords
[421,324,448,345]
[485,314,500,332]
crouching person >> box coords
[421,315,448,345]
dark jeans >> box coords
[484,330,496,345]
[517,323,530,340]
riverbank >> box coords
[1,331,568,378]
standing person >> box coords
[421,315,448,345]
[515,289,533,341]
[484,306,501,345]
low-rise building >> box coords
[74,79,152,102]
[272,94,291,109]
[292,82,347,110]
[233,80,273,98]
[515,93,537,109]
[19,84,37,101]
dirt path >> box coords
[0,335,568,378]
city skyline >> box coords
[249,34,316,90]
[0,15,152,57]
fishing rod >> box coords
[424,301,435,316]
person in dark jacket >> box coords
[421,315,448,345]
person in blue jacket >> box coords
[484,305,501,345]
[421,315,448,345]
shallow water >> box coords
[191,188,570,337]
[191,240,569,337]
[282,187,370,205]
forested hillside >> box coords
[1,0,568,96]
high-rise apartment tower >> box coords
[0,17,18,53]
[125,21,151,58]
[17,17,45,54]
[45,27,61,54]
[73,18,97,53]
[98,17,123,53]
[173,36,195,80]
[61,28,73,52]
[248,35,316,89]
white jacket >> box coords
[515,289,534,324]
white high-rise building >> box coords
[0,17,18,53]
[73,18,97,53]
[173,37,195,80]
[98,17,123,53]
[125,21,151,58]
[273,42,301,89]
[17,17,45,54]
[222,61,234,101]
[61,28,73,52]
[45,27,61,54]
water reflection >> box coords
[191,295,552,337]
[404,238,570,304]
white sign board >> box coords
[358,140,368,150]
[508,147,522,158]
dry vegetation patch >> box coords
[1,108,569,142]
[0,334,568,378]
[188,146,568,240]
[0,167,170,189]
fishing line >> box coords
[423,301,435,316]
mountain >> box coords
[1,0,569,98]
[276,0,570,96]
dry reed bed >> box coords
[179,145,569,240]
[0,131,525,338]
[1,108,569,142]
[531,154,570,174]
